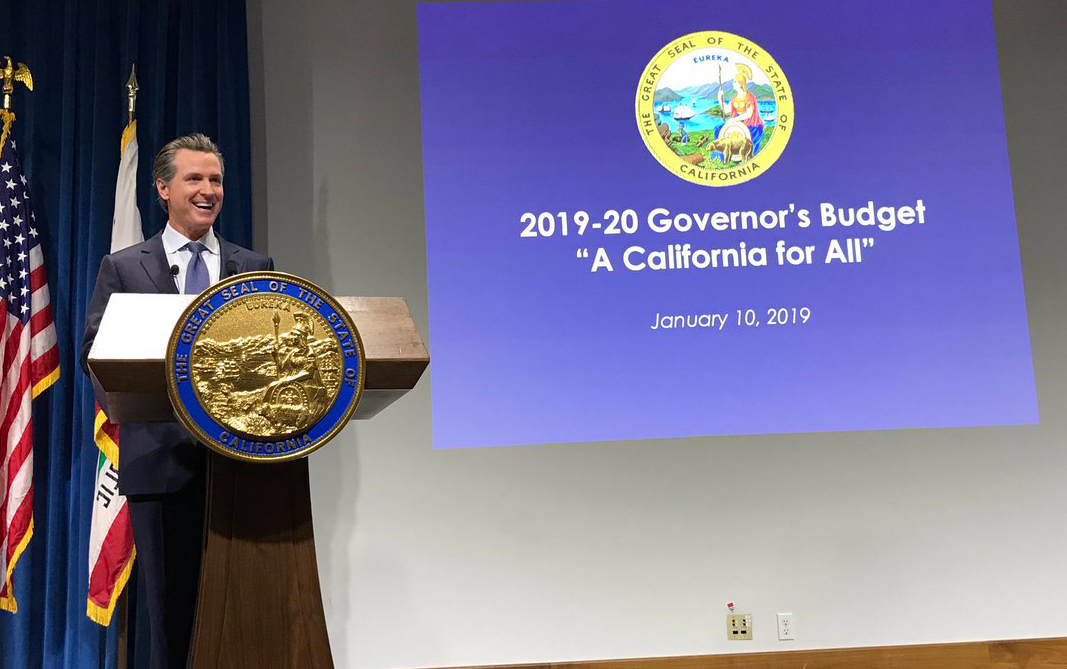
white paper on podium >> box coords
[88,293,196,362]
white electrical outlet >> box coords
[776,612,795,640]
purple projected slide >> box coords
[417,0,1037,449]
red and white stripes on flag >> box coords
[86,119,142,625]
[0,109,61,614]
[86,409,134,623]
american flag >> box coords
[0,109,60,614]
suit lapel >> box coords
[139,232,179,294]
[218,234,243,278]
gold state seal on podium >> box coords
[166,271,366,462]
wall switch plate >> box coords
[776,612,795,640]
[727,613,752,640]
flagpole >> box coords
[117,587,128,669]
[115,61,139,669]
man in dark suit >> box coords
[81,134,273,669]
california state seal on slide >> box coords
[636,31,794,186]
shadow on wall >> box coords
[247,0,334,284]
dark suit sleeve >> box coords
[81,254,124,376]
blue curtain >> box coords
[0,0,252,667]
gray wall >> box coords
[247,2,1067,668]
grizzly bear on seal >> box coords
[707,135,753,164]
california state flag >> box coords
[86,120,142,625]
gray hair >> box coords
[152,133,225,210]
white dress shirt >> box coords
[162,223,221,293]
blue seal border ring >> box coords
[165,271,366,463]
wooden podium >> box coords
[87,293,428,669]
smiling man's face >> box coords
[156,149,224,240]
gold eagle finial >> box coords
[1,57,33,111]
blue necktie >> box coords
[184,241,210,294]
